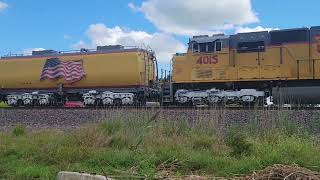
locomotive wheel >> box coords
[208,96,222,107]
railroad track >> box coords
[1,104,320,132]
[1,105,320,111]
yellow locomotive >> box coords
[0,46,158,106]
[3,26,320,107]
[172,26,320,105]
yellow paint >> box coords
[172,43,320,84]
[0,50,155,89]
[313,35,320,60]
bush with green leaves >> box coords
[12,125,26,137]
[225,127,253,157]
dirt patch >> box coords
[162,165,320,179]
[241,164,320,180]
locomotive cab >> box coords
[172,34,265,105]
[172,26,320,106]
[173,34,231,84]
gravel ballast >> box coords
[0,108,319,132]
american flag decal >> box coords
[40,58,85,83]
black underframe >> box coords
[172,79,320,95]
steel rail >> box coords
[1,106,320,111]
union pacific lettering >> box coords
[196,55,218,65]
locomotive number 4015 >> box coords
[196,55,218,65]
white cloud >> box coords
[74,24,186,64]
[132,0,258,35]
[63,35,72,40]
[128,2,139,12]
[235,26,279,33]
[22,48,45,55]
[73,40,86,49]
[0,1,8,12]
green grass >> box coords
[12,125,26,136]
[0,101,9,108]
[0,114,320,179]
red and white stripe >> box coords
[41,61,85,82]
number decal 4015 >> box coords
[196,55,218,65]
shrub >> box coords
[225,127,253,157]
[12,125,26,137]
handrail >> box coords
[1,45,142,59]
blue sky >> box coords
[0,0,151,53]
[1,0,320,67]
[252,0,319,28]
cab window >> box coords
[192,43,199,53]
[199,43,207,53]
[192,41,222,53]
[208,42,215,52]
[215,41,222,52]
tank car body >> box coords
[171,26,320,105]
[0,46,158,106]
